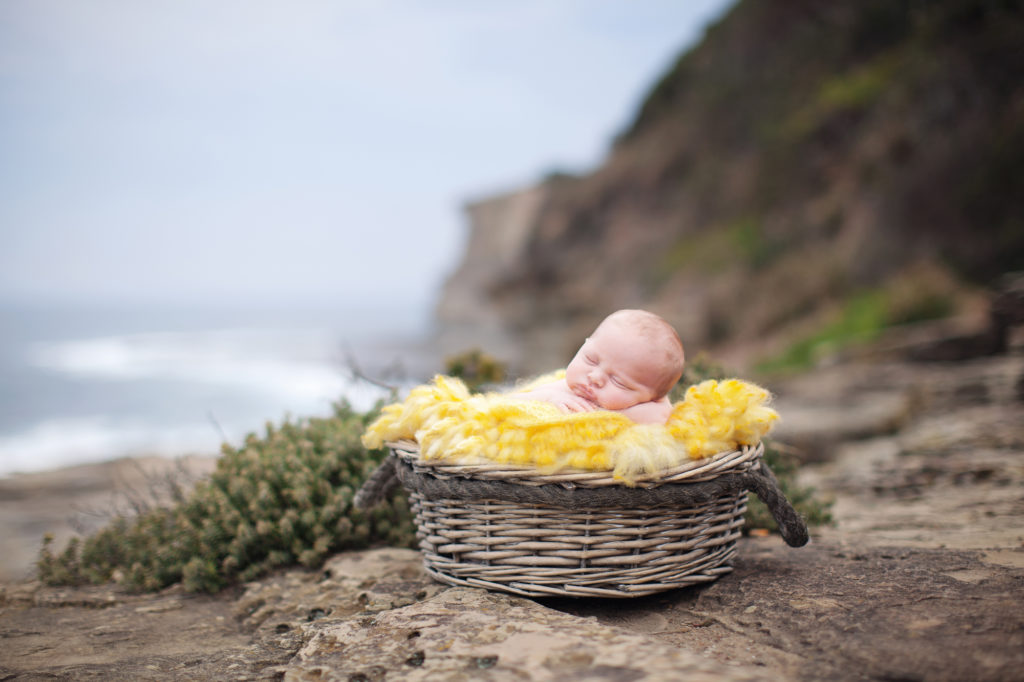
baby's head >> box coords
[565,309,685,411]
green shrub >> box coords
[444,348,507,392]
[37,401,415,593]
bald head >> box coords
[595,310,685,396]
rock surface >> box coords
[2,349,1023,680]
[289,581,761,682]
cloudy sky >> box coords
[0,0,733,312]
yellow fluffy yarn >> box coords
[362,374,778,484]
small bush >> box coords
[444,348,507,392]
[37,401,415,593]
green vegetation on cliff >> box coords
[757,264,961,373]
[644,0,1024,280]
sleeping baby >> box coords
[512,309,685,424]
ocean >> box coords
[0,299,440,476]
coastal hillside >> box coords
[436,0,1024,374]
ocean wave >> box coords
[2,327,409,476]
[0,416,224,476]
[26,328,398,408]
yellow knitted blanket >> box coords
[362,373,779,483]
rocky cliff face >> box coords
[435,184,550,365]
[436,0,1024,374]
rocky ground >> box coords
[1,342,1022,681]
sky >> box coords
[0,0,735,313]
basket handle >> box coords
[354,452,809,548]
[353,454,399,510]
[740,461,809,547]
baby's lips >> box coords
[571,385,596,403]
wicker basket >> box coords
[355,440,808,598]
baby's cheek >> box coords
[613,387,643,409]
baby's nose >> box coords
[588,369,605,386]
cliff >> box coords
[435,184,551,365]
[436,0,1024,374]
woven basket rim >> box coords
[387,439,763,488]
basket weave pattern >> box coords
[411,493,747,598]
[355,439,807,598]
[387,442,763,598]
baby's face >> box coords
[565,323,663,411]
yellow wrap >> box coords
[361,373,779,483]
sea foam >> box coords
[2,326,407,476]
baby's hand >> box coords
[618,397,673,424]
[551,393,597,413]
[511,382,596,414]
